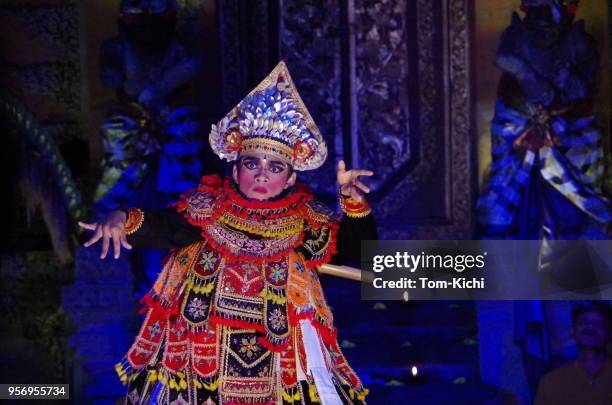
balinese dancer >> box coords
[476,0,610,239]
[79,61,375,404]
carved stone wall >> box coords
[0,1,84,140]
[217,0,278,111]
[218,0,474,238]
[62,247,136,402]
[280,0,344,194]
[363,0,473,239]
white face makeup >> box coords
[232,151,296,200]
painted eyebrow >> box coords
[241,156,289,169]
[242,157,287,167]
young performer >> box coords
[80,61,376,405]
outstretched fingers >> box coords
[121,234,132,250]
[353,179,370,193]
[350,169,374,178]
[78,221,97,231]
[80,217,131,259]
[83,226,103,247]
[100,227,110,259]
[112,228,122,259]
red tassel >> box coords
[288,307,338,346]
[139,293,179,319]
[208,315,266,335]
[258,336,290,353]
[198,174,223,188]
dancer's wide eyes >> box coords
[241,159,287,174]
[268,164,286,174]
[243,160,257,170]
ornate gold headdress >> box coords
[209,61,327,171]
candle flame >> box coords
[411,366,418,377]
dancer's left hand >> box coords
[337,160,374,203]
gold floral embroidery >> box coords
[186,298,208,321]
[269,308,287,331]
[239,336,261,359]
[198,251,218,270]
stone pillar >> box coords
[62,246,136,403]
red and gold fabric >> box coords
[116,175,369,404]
[124,208,145,235]
[338,195,371,219]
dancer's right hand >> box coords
[78,210,133,259]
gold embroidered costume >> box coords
[115,61,373,405]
